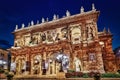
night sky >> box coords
[0,0,120,49]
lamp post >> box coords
[7,51,11,71]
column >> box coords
[39,61,42,75]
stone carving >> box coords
[47,31,53,42]
[33,55,41,74]
[86,23,94,41]
[66,10,71,17]
[74,57,82,72]
[41,33,46,42]
[61,27,68,39]
[71,26,81,44]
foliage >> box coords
[65,71,120,78]
[83,73,89,78]
[101,73,120,78]
[67,69,75,73]
[65,72,83,78]
[94,72,101,80]
[0,68,4,73]
[4,71,14,80]
[117,70,120,74]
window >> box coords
[89,53,96,61]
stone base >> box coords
[57,72,65,79]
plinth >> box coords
[57,72,65,79]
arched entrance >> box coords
[31,54,42,75]
[49,50,70,74]
[15,56,26,75]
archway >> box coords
[31,54,42,75]
[50,50,70,73]
[15,56,26,75]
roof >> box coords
[13,10,100,34]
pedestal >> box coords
[57,72,65,79]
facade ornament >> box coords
[46,17,49,22]
[80,6,84,13]
[92,3,96,11]
[66,10,71,17]
[103,27,107,33]
[37,20,39,24]
[42,18,45,23]
[57,15,59,19]
[22,23,25,28]
[53,14,57,20]
[28,23,30,27]
[31,21,34,26]
[15,25,18,30]
[108,28,111,34]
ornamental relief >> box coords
[14,26,69,47]
[70,24,82,44]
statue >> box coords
[22,23,25,28]
[15,25,18,30]
[66,10,70,17]
[42,18,45,23]
[47,31,53,42]
[80,6,84,13]
[41,33,46,41]
[10,62,16,73]
[31,21,34,26]
[53,14,57,20]
[74,57,82,72]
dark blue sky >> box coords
[0,0,120,49]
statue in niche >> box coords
[30,36,38,44]
[14,41,18,47]
[52,30,57,41]
[10,59,16,73]
[61,27,68,39]
[41,33,46,41]
[88,26,94,40]
[47,31,53,42]
[71,26,81,44]
[21,59,26,73]
[17,40,21,47]
[55,33,60,41]
[74,57,82,72]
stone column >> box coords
[52,61,55,74]
[30,56,33,75]
[96,47,105,73]
[39,61,42,75]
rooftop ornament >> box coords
[42,18,45,23]
[22,23,25,28]
[66,10,71,17]
[31,21,34,26]
[15,25,18,30]
[80,6,84,13]
[28,23,30,27]
[57,15,59,19]
[53,14,57,20]
[46,17,49,22]
[92,3,96,11]
[37,20,39,24]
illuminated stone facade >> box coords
[10,4,117,76]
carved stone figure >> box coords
[74,57,82,72]
[61,27,68,39]
[47,31,53,42]
[41,33,46,41]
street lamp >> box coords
[56,54,64,72]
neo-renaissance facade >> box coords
[9,4,117,77]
